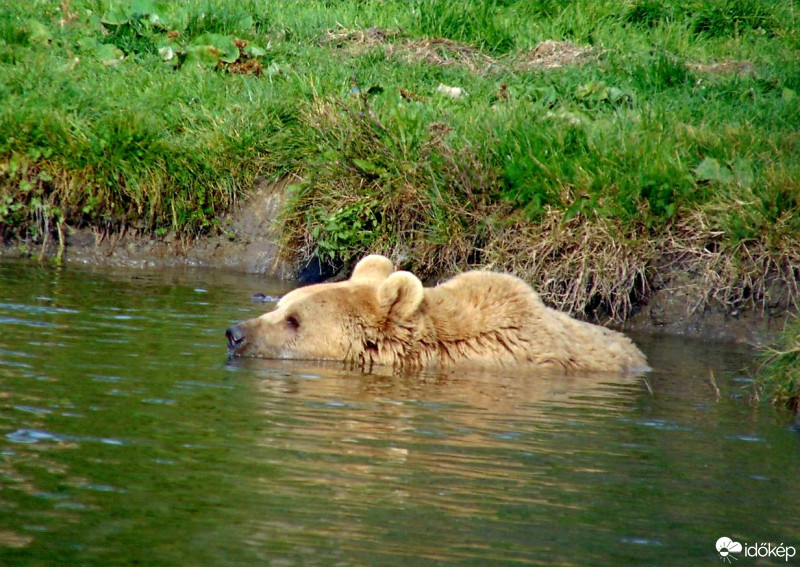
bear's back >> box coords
[428,271,542,335]
[424,270,647,373]
[420,271,543,366]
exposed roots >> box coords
[663,210,800,313]
[481,212,654,321]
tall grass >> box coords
[757,316,800,411]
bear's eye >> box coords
[285,315,300,331]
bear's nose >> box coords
[226,325,246,351]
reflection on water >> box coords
[0,259,798,566]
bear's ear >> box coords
[378,271,424,322]
[350,255,394,283]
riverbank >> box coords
[2,178,795,349]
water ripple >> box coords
[726,434,766,443]
[0,302,79,315]
[0,317,61,328]
[6,428,129,446]
[13,405,52,415]
[6,429,70,444]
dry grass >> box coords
[321,27,594,75]
[391,38,500,73]
[286,187,800,324]
[321,26,497,72]
[321,25,401,48]
[439,207,797,323]
[757,314,800,411]
[515,40,596,70]
[480,211,654,321]
[663,209,800,312]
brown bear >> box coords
[226,255,648,373]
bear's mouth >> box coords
[225,325,247,355]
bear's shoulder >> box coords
[430,270,543,314]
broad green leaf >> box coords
[608,86,624,101]
[237,15,254,32]
[607,86,631,105]
[150,1,188,30]
[693,157,734,183]
[102,3,131,26]
[96,43,125,65]
[183,45,221,68]
[244,44,267,58]
[575,80,609,102]
[130,0,157,16]
[782,87,797,102]
[189,34,239,64]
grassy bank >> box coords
[1,0,799,321]
[757,316,800,411]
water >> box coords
[0,259,798,566]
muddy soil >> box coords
[2,178,293,277]
[623,280,792,347]
[1,179,793,347]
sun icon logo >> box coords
[716,537,743,563]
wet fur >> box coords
[228,255,648,373]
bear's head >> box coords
[226,255,426,364]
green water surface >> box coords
[0,260,798,566]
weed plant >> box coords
[1,0,799,327]
[757,316,800,411]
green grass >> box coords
[1,0,799,318]
[757,316,800,411]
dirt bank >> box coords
[2,178,292,277]
[1,179,794,347]
[623,272,793,346]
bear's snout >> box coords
[226,325,246,353]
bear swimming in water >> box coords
[226,255,648,373]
